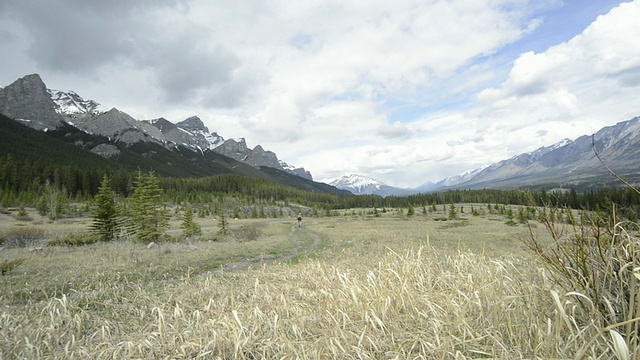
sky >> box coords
[1,0,639,188]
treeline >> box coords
[2,153,640,214]
[0,154,129,203]
[384,188,640,212]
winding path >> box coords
[217,225,323,272]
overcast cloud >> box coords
[1,0,638,188]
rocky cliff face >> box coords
[208,138,312,179]
[0,74,65,130]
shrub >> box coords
[522,204,640,349]
[48,232,100,246]
[233,222,265,241]
[1,228,47,247]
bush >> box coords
[233,222,265,242]
[49,232,100,246]
[504,219,518,226]
[1,228,47,247]
[522,205,640,348]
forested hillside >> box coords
[0,113,348,203]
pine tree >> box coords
[407,205,415,216]
[181,206,202,238]
[91,175,121,241]
[17,204,28,217]
[129,171,169,243]
[448,203,458,220]
[218,210,229,235]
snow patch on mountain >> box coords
[434,165,489,188]
[49,89,108,116]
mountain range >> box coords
[2,73,639,196]
[0,74,345,195]
[330,116,640,195]
[0,74,311,180]
[441,118,640,191]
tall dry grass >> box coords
[1,210,633,358]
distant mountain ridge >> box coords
[0,74,312,180]
[333,116,640,195]
[434,117,640,191]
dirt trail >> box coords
[218,225,322,272]
[145,225,323,288]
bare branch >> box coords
[591,134,640,195]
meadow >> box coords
[0,205,635,359]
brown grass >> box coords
[0,205,633,358]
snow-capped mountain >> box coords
[0,74,312,180]
[329,174,414,197]
[330,174,382,194]
[49,89,108,117]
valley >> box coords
[2,203,639,358]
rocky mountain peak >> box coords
[177,116,209,133]
[0,73,65,130]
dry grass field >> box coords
[0,205,634,359]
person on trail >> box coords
[297,213,302,228]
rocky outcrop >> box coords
[286,167,313,180]
[242,145,280,168]
[90,143,121,158]
[212,140,313,180]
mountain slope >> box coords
[0,112,119,171]
[440,116,640,191]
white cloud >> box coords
[1,0,638,188]
[469,0,640,159]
